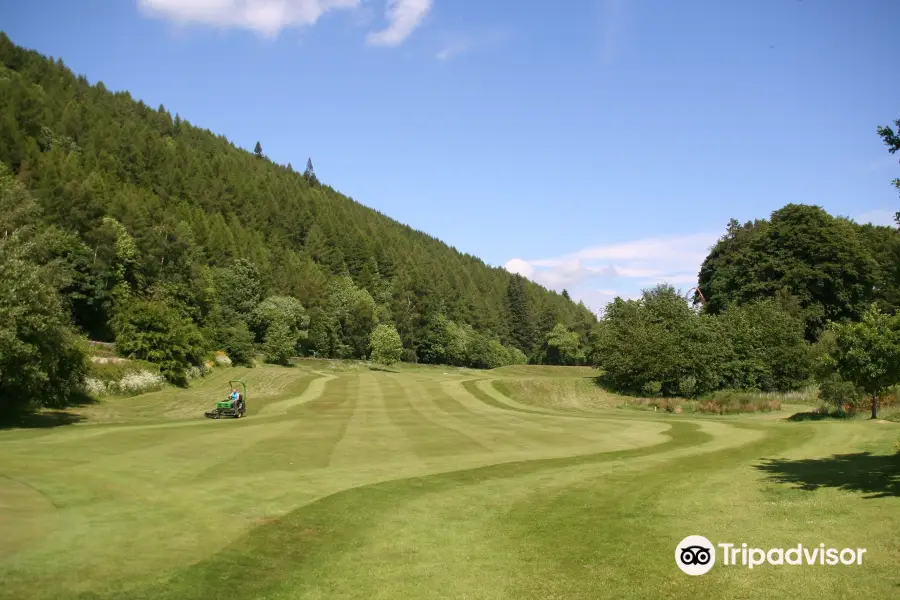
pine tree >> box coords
[505,274,536,356]
[254,141,263,159]
[304,157,319,185]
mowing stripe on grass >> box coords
[392,374,527,454]
[256,371,334,415]
[67,421,708,600]
[327,372,426,470]
[431,377,627,451]
[378,375,491,460]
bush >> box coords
[111,299,206,385]
[642,381,663,397]
[818,375,864,413]
[369,323,403,366]
[213,321,255,367]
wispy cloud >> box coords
[435,28,510,61]
[366,0,432,46]
[505,232,721,312]
[138,0,430,45]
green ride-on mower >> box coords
[205,380,247,419]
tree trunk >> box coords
[871,392,878,420]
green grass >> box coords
[1,364,898,599]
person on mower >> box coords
[230,388,239,407]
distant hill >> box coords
[0,32,596,365]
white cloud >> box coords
[855,209,897,227]
[138,0,430,45]
[504,231,721,312]
[504,258,534,279]
[138,0,361,37]
[366,0,432,46]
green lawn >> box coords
[1,362,898,599]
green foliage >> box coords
[214,259,262,321]
[876,118,899,205]
[418,312,452,366]
[209,319,255,367]
[249,295,309,343]
[678,376,698,398]
[249,295,309,365]
[717,299,811,391]
[593,285,727,397]
[262,319,297,366]
[698,205,882,341]
[592,285,812,397]
[642,381,662,397]
[506,346,528,365]
[111,299,205,385]
[0,33,592,371]
[818,375,864,413]
[505,274,536,357]
[824,304,900,418]
[0,235,89,412]
[541,322,585,366]
[369,323,403,366]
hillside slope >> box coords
[0,32,596,363]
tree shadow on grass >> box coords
[0,390,95,430]
[755,452,900,498]
[367,365,398,373]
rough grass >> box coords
[0,364,898,599]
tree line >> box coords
[591,143,900,417]
[0,33,595,413]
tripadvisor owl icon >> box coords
[676,535,716,575]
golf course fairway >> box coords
[1,362,898,599]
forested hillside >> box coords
[0,32,596,384]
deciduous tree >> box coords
[825,305,900,419]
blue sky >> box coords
[1,0,898,313]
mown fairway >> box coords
[1,362,898,599]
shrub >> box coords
[818,375,864,414]
[369,323,403,366]
[642,381,662,397]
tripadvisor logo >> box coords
[675,535,867,575]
